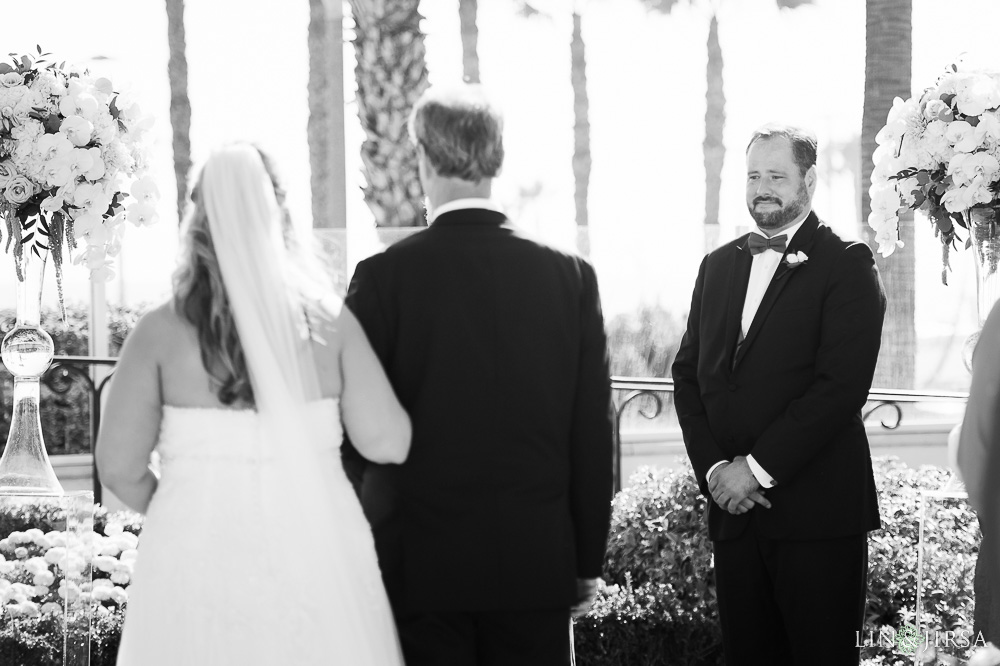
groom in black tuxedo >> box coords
[342,84,614,666]
[672,124,886,665]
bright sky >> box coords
[1,0,999,388]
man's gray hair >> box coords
[408,84,504,182]
[746,123,818,177]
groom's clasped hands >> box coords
[708,456,772,515]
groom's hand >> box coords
[571,578,599,618]
[709,456,770,514]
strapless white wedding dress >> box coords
[115,398,403,666]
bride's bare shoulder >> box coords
[124,300,196,357]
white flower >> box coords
[126,201,158,227]
[110,570,130,586]
[90,584,113,602]
[40,601,62,615]
[109,586,128,605]
[955,73,1000,117]
[946,120,981,153]
[0,72,24,88]
[40,158,72,189]
[948,152,1000,187]
[784,251,808,265]
[60,115,94,147]
[43,546,67,566]
[67,148,95,178]
[36,133,73,161]
[73,182,112,217]
[977,111,1000,145]
[130,174,159,205]
[84,147,106,181]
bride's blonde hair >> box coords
[173,145,333,406]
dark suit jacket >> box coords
[671,212,886,542]
[343,208,614,613]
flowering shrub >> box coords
[0,48,158,303]
[868,61,1000,275]
[574,457,981,666]
[0,504,141,666]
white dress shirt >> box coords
[427,197,505,224]
[708,212,810,490]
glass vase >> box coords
[961,207,1000,371]
[0,247,62,494]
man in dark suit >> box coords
[671,124,887,665]
[342,84,614,666]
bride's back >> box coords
[145,299,344,411]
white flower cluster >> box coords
[0,52,158,282]
[869,66,1000,259]
[0,520,138,619]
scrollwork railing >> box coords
[610,377,969,492]
[40,356,116,503]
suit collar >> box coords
[432,208,508,227]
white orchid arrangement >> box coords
[869,61,1000,283]
[0,47,158,308]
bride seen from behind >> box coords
[95,143,409,665]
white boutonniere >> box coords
[783,251,808,267]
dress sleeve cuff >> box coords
[706,460,728,484]
[747,454,776,488]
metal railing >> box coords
[610,376,970,492]
[0,361,974,503]
[42,356,117,503]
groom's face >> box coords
[745,137,814,233]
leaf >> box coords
[0,63,12,74]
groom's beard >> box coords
[748,184,809,231]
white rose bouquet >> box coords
[869,61,1000,282]
[0,47,158,305]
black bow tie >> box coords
[748,233,787,255]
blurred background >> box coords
[0,0,994,395]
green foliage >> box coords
[575,457,981,666]
[606,304,684,377]
[576,463,722,665]
[0,304,140,455]
[862,458,979,664]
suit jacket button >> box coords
[728,383,737,392]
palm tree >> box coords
[641,0,813,253]
[861,0,913,389]
[348,0,430,227]
[460,0,479,83]
[308,0,349,291]
[165,0,191,225]
[571,8,592,257]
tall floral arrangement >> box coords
[0,48,158,306]
[868,62,1000,283]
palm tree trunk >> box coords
[459,0,480,84]
[165,0,191,225]
[349,0,430,227]
[703,11,725,253]
[571,11,591,257]
[861,0,914,389]
[309,0,349,293]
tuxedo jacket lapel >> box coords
[726,238,753,374]
[733,212,821,371]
